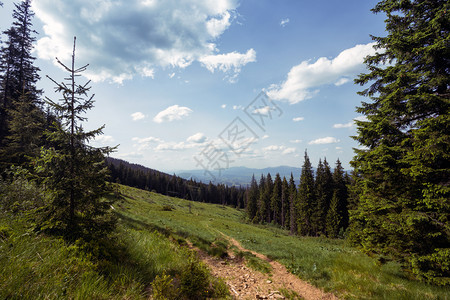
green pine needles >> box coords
[34,37,116,240]
[349,0,449,285]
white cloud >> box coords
[280,18,290,27]
[293,117,304,122]
[335,146,343,150]
[32,0,240,83]
[333,116,368,128]
[233,105,244,110]
[153,105,193,123]
[199,48,256,82]
[131,112,145,121]
[221,104,227,109]
[290,139,302,144]
[282,147,296,155]
[262,135,269,140]
[333,121,353,128]
[252,106,271,116]
[267,42,379,104]
[335,77,350,86]
[264,145,284,151]
[308,137,340,145]
[187,133,207,144]
[169,72,176,78]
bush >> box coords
[152,272,179,300]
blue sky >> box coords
[0,0,386,176]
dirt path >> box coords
[188,235,338,300]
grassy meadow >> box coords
[1,183,449,299]
[116,184,449,300]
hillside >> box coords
[2,184,449,299]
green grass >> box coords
[1,183,449,299]
[116,184,450,300]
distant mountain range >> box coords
[175,166,304,187]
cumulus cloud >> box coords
[253,106,271,116]
[221,104,227,109]
[333,116,368,128]
[187,133,207,144]
[290,139,302,144]
[308,137,340,145]
[280,18,290,27]
[293,117,304,122]
[32,0,240,83]
[267,43,379,104]
[153,105,193,123]
[282,147,296,155]
[199,48,256,82]
[131,112,145,121]
[263,145,295,155]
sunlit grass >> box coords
[117,184,450,299]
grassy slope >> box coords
[116,184,449,300]
[1,184,448,299]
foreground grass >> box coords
[0,194,229,299]
[117,184,450,299]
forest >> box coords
[0,0,448,297]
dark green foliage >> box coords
[297,151,315,236]
[326,159,348,238]
[350,0,449,285]
[0,0,44,169]
[34,37,115,240]
[288,173,297,234]
[281,176,289,228]
[246,174,259,220]
[271,173,282,224]
[107,157,246,207]
[314,159,333,236]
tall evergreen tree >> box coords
[0,0,42,150]
[313,159,333,235]
[297,151,315,236]
[256,174,266,223]
[326,159,348,238]
[288,173,297,234]
[350,0,449,285]
[271,173,282,225]
[281,176,289,228]
[34,37,115,239]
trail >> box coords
[188,233,338,300]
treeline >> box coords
[106,157,246,208]
[244,152,350,238]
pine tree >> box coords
[326,159,348,238]
[297,151,315,236]
[256,174,266,223]
[288,173,297,234]
[271,173,282,225]
[264,173,273,223]
[0,0,42,150]
[34,37,115,239]
[281,176,289,228]
[350,0,449,285]
[246,174,259,221]
[313,159,333,235]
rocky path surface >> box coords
[188,235,338,300]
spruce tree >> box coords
[314,159,333,235]
[34,37,115,239]
[281,176,289,228]
[0,0,42,151]
[326,159,348,238]
[246,174,259,221]
[271,173,282,225]
[256,174,266,223]
[288,173,297,234]
[297,151,315,236]
[350,0,449,285]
